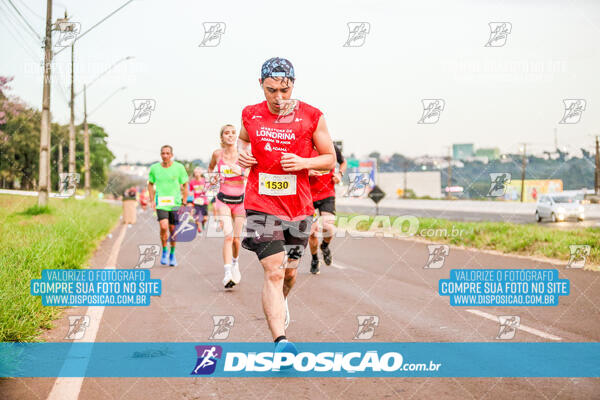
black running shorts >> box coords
[156,209,179,225]
[313,196,336,216]
[241,210,312,261]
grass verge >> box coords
[0,194,121,342]
[336,213,600,269]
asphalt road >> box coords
[2,209,599,399]
[336,198,600,229]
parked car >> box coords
[535,194,585,222]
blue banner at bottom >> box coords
[1,342,599,377]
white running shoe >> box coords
[223,265,235,288]
[231,261,241,284]
[284,297,290,329]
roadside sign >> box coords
[368,185,385,204]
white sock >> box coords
[224,264,232,272]
[232,257,239,265]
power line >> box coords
[0,0,40,46]
[15,0,43,21]
[0,3,41,62]
[53,0,135,56]
[4,0,41,40]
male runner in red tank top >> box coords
[237,57,335,353]
[308,143,346,274]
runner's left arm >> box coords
[180,165,189,204]
[333,145,347,183]
[281,115,335,172]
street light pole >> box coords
[88,86,127,117]
[447,148,452,199]
[520,144,527,203]
[38,0,52,206]
[81,56,133,197]
[595,135,599,196]
[84,84,90,197]
[68,43,76,175]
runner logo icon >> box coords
[191,345,222,375]
[487,173,511,197]
[345,172,371,197]
[496,315,520,340]
[136,245,160,269]
[566,245,590,269]
[485,22,512,47]
[129,99,156,124]
[205,173,221,197]
[199,22,226,47]
[418,99,445,124]
[65,315,90,340]
[424,244,449,269]
[279,245,304,269]
[55,20,80,47]
[209,316,234,340]
[559,99,586,124]
[58,173,80,197]
[354,315,379,340]
[343,22,370,47]
[274,99,297,123]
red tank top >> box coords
[242,100,323,221]
[309,148,335,201]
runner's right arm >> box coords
[208,150,220,173]
[237,121,257,168]
[147,181,155,210]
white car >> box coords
[535,194,585,222]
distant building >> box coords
[475,147,500,160]
[377,171,442,199]
[453,143,474,160]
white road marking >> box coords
[330,262,347,270]
[465,309,563,341]
[47,224,128,400]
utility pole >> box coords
[68,41,76,175]
[57,139,63,190]
[520,143,527,203]
[446,147,452,199]
[595,135,599,196]
[403,159,408,199]
[84,84,90,196]
[38,0,52,206]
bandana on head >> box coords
[261,57,295,81]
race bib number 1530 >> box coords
[258,173,297,196]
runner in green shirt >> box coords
[148,145,189,266]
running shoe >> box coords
[274,339,298,370]
[320,243,332,266]
[310,258,320,275]
[231,261,241,284]
[169,253,177,267]
[160,250,169,265]
[284,297,290,329]
[223,266,235,288]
